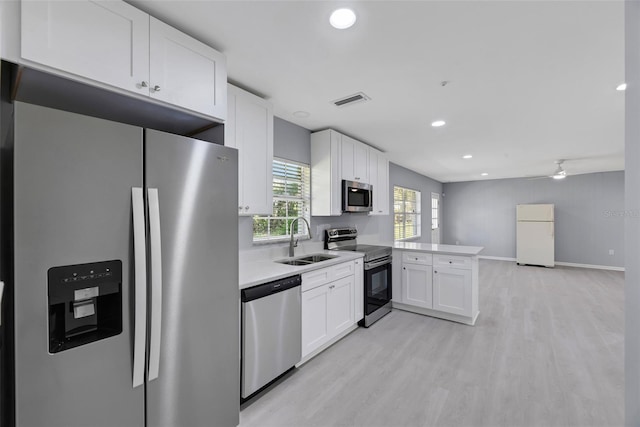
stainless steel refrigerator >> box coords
[8,101,239,427]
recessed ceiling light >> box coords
[431,120,446,127]
[293,111,310,118]
[617,83,627,91]
[330,8,356,29]
[462,154,473,159]
[481,173,488,176]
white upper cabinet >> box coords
[368,149,389,216]
[340,134,369,183]
[20,0,226,120]
[310,130,342,216]
[311,129,383,216]
[225,84,273,216]
[21,0,150,95]
[149,17,226,119]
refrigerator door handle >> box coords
[147,188,163,382]
[132,187,147,388]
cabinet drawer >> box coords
[302,260,355,292]
[332,260,355,281]
[433,254,471,270]
[302,267,332,292]
[401,251,433,265]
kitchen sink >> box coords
[296,254,337,263]
[275,253,338,266]
[277,259,313,266]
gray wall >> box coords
[384,162,443,243]
[238,117,314,249]
[273,117,310,165]
[626,1,640,423]
[239,118,384,250]
[239,118,441,249]
[442,172,625,267]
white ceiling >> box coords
[130,0,624,183]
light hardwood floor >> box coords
[240,260,624,427]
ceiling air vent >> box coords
[332,92,371,108]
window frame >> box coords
[252,158,311,243]
[393,185,422,241]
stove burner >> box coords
[324,228,392,262]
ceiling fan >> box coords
[528,160,568,180]
[550,160,567,180]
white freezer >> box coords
[516,203,554,222]
[516,221,555,267]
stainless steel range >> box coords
[325,228,392,327]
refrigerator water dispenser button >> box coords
[73,301,95,319]
[74,287,99,301]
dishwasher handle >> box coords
[241,275,301,302]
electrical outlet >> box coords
[609,249,615,256]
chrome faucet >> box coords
[289,217,313,257]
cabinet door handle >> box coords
[152,85,161,92]
[434,270,438,274]
[238,206,243,210]
[245,206,250,210]
[355,177,360,180]
[329,285,335,289]
[139,81,148,89]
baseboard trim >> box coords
[479,256,516,262]
[392,302,478,326]
[555,262,625,272]
[478,256,624,272]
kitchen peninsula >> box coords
[391,243,483,326]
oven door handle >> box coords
[364,257,392,270]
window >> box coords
[431,192,440,244]
[253,159,311,242]
[394,186,421,240]
[431,193,439,230]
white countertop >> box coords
[239,250,364,290]
[392,242,484,256]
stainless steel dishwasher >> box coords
[241,275,301,399]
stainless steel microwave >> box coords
[342,180,373,213]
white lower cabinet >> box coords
[301,284,330,356]
[395,250,479,325]
[402,263,433,309]
[327,276,355,337]
[301,260,359,360]
[432,267,472,317]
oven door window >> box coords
[365,263,392,315]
